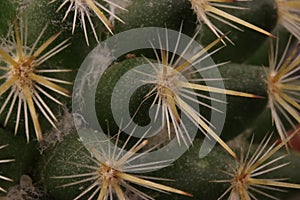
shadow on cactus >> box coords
[0,145,14,193]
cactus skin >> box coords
[0,0,299,199]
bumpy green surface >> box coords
[115,0,197,36]
[0,1,16,37]
[215,63,268,140]
[95,57,156,135]
[0,0,299,199]
[34,132,93,200]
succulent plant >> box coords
[0,0,300,200]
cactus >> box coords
[0,0,300,199]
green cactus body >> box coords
[115,0,197,36]
[0,0,299,199]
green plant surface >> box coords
[0,0,300,199]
